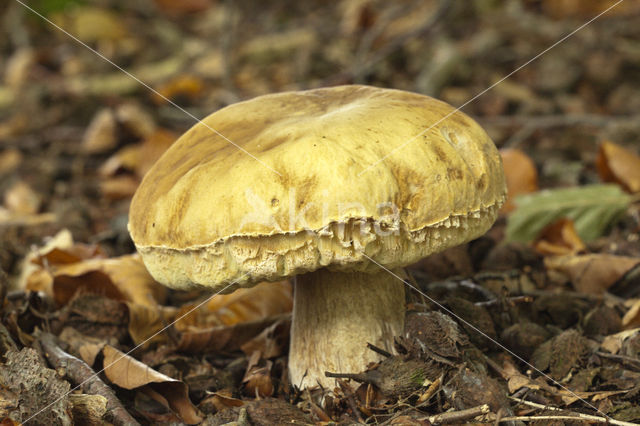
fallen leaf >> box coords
[3,181,41,214]
[177,315,288,354]
[622,300,640,329]
[153,75,205,105]
[544,254,640,294]
[4,48,34,88]
[500,148,539,213]
[242,351,274,397]
[102,345,201,424]
[20,235,165,307]
[51,255,166,307]
[506,184,631,242]
[596,141,640,193]
[198,390,244,414]
[126,303,178,347]
[601,327,640,354]
[533,218,586,256]
[82,108,118,154]
[0,148,22,175]
[176,280,292,330]
[99,129,176,179]
[100,175,139,200]
[19,229,104,293]
[241,316,291,358]
[115,103,156,140]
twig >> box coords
[428,404,490,424]
[596,351,640,372]
[508,396,638,426]
[338,378,365,423]
[367,342,392,358]
[498,415,637,425]
[325,371,368,383]
[38,332,140,426]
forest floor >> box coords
[1,1,640,424]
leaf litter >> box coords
[1,1,640,425]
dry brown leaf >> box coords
[4,181,41,214]
[0,148,22,175]
[545,254,640,294]
[596,141,640,193]
[242,351,274,397]
[19,229,104,293]
[177,315,287,354]
[4,48,35,88]
[152,75,205,105]
[100,175,139,200]
[622,300,640,329]
[115,103,156,140]
[99,128,176,179]
[82,108,118,154]
[102,345,202,424]
[534,218,586,256]
[126,303,178,347]
[176,280,292,331]
[135,129,177,177]
[199,390,244,413]
[241,316,291,359]
[601,327,640,354]
[51,255,166,307]
[21,235,165,307]
[499,148,538,213]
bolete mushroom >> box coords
[128,85,506,389]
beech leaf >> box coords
[506,184,631,242]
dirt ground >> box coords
[1,0,640,424]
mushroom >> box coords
[128,85,506,389]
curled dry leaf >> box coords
[242,351,274,397]
[533,218,586,256]
[115,102,156,140]
[176,280,292,330]
[601,328,640,354]
[19,229,104,293]
[102,345,202,424]
[545,254,640,295]
[51,254,167,307]
[99,130,177,178]
[21,233,165,307]
[596,140,640,193]
[500,148,538,213]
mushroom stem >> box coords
[289,268,406,389]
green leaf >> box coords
[506,184,632,242]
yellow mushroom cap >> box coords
[128,85,506,291]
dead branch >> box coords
[38,332,140,426]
